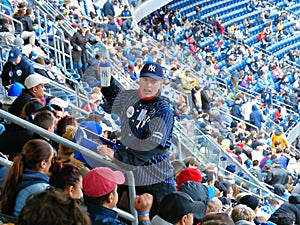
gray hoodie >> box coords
[150,215,173,225]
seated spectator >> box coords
[83,167,152,225]
[151,191,204,225]
[231,204,256,225]
[57,125,90,176]
[249,160,263,181]
[83,93,102,112]
[264,161,289,186]
[276,213,296,225]
[201,213,234,225]
[16,188,91,225]
[0,98,44,160]
[56,115,77,137]
[49,162,83,199]
[33,56,58,81]
[120,5,132,32]
[9,73,49,117]
[0,21,15,47]
[1,47,35,90]
[49,97,69,126]
[0,139,55,217]
[269,194,300,224]
[32,110,56,144]
[22,7,36,46]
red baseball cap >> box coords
[83,167,125,197]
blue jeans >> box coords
[73,57,87,72]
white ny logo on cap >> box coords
[148,64,156,72]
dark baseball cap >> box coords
[55,15,64,21]
[140,62,163,80]
[8,46,21,62]
[159,191,205,223]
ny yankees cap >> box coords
[140,62,163,80]
[8,46,21,62]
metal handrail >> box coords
[0,3,13,15]
[212,107,260,132]
[173,120,278,200]
[0,11,23,34]
[0,109,138,225]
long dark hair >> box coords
[50,162,81,191]
[0,139,53,214]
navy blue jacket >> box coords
[103,1,115,17]
[85,203,126,225]
[249,104,264,129]
[231,103,243,119]
[1,56,34,88]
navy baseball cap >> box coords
[140,62,163,80]
[8,46,21,62]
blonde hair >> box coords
[91,87,101,94]
[208,197,222,213]
[231,204,256,223]
[58,126,84,169]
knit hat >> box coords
[177,168,202,187]
[239,195,259,210]
[8,82,24,97]
[226,164,236,173]
[13,37,24,46]
[207,186,216,200]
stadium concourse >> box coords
[1,0,300,224]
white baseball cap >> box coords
[49,97,69,109]
[24,73,50,89]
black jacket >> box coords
[9,89,36,117]
[22,15,34,32]
[264,164,289,186]
[0,123,33,160]
[269,195,300,224]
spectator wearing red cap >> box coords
[83,167,152,225]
